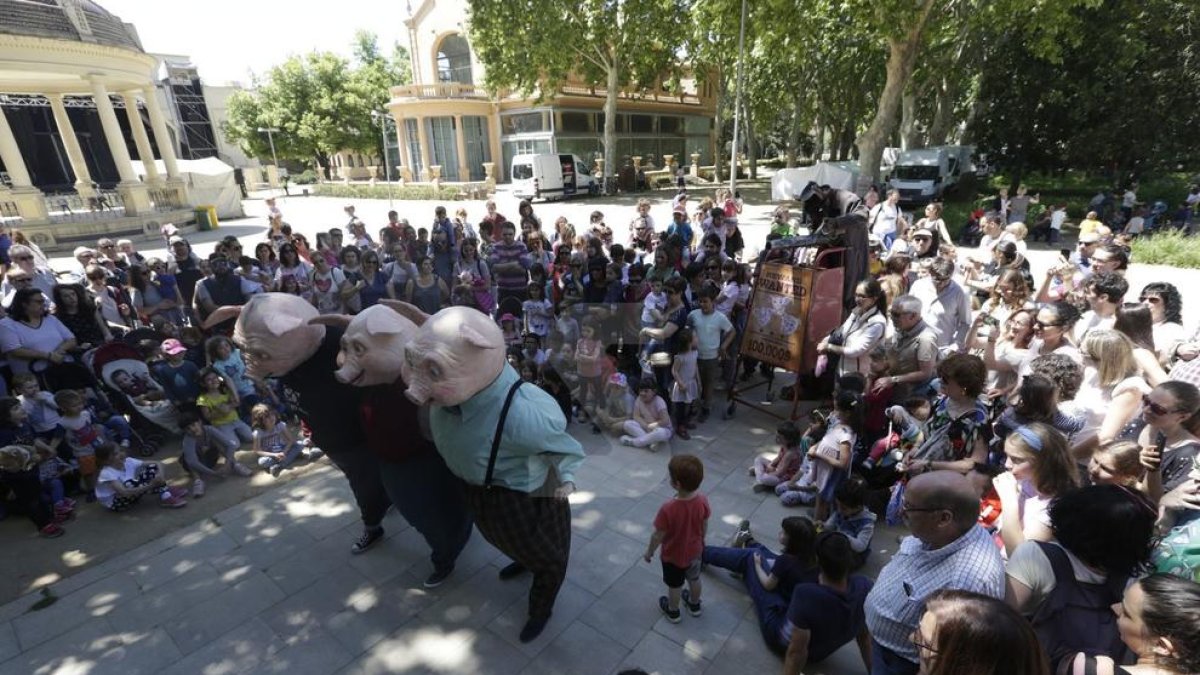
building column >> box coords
[416,117,432,181]
[141,87,180,180]
[122,92,161,185]
[91,79,152,214]
[454,115,470,182]
[393,113,411,183]
[46,94,96,199]
[0,105,48,221]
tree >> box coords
[468,0,693,192]
[221,33,411,176]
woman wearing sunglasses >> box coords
[1019,300,1082,377]
[1135,381,1200,505]
[1071,330,1148,461]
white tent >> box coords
[129,157,245,220]
[771,161,861,201]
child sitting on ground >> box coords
[33,444,75,517]
[643,454,710,623]
[94,442,186,510]
[250,403,312,476]
[178,411,247,497]
[592,372,633,436]
[822,476,876,569]
[775,414,828,506]
[862,397,931,470]
[0,444,68,537]
[13,374,61,444]
[750,420,805,492]
[196,367,254,450]
[55,390,107,497]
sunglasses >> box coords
[1143,394,1184,416]
[13,256,32,261]
[1033,320,1061,328]
[1139,296,1162,304]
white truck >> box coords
[510,153,598,201]
[888,145,974,204]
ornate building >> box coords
[389,0,718,183]
[0,0,192,250]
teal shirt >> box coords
[431,364,585,493]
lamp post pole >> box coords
[257,126,280,193]
[728,0,747,195]
[372,110,395,207]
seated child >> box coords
[750,420,805,491]
[862,397,931,470]
[196,367,254,449]
[178,411,248,496]
[251,404,311,477]
[33,445,75,517]
[206,335,262,420]
[152,338,202,408]
[0,444,67,537]
[13,374,62,443]
[774,415,827,506]
[94,442,186,510]
[592,372,633,436]
[822,476,876,569]
[55,390,107,497]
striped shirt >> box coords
[864,525,1005,664]
[487,241,532,291]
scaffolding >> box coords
[165,70,217,160]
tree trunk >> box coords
[813,115,825,161]
[603,57,619,195]
[900,85,918,151]
[959,93,985,145]
[785,105,802,167]
[855,0,939,189]
[927,76,960,146]
[712,74,726,183]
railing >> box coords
[149,188,184,211]
[44,190,127,223]
[558,83,704,106]
[390,83,490,100]
[0,199,21,228]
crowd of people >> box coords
[1,180,1199,674]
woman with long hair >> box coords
[977,269,1034,333]
[1007,484,1158,669]
[273,242,311,298]
[355,251,389,311]
[0,288,93,390]
[1060,574,1200,675]
[1115,303,1169,386]
[1072,329,1149,459]
[879,254,911,309]
[993,422,1079,556]
[914,201,953,245]
[816,279,887,377]
[405,255,449,315]
[254,242,278,281]
[1135,380,1200,504]
[1138,282,1185,363]
[1019,301,1082,376]
[52,283,110,349]
[974,308,1035,400]
[914,589,1050,675]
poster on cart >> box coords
[741,263,814,372]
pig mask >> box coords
[216,293,326,378]
[310,305,419,387]
[395,303,506,407]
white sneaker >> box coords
[192,478,205,498]
[619,436,634,446]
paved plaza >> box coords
[0,400,898,675]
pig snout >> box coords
[405,380,430,405]
[333,363,361,385]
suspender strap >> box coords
[484,380,524,489]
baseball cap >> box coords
[911,227,933,239]
[161,338,187,355]
[168,235,186,245]
[499,313,516,323]
[1078,232,1100,244]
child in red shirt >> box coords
[643,454,711,622]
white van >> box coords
[511,154,598,201]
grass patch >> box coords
[1131,229,1200,268]
[312,183,466,201]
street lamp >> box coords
[371,110,396,207]
[256,126,280,190]
[729,0,747,196]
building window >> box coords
[426,117,460,181]
[404,118,423,175]
[660,116,684,134]
[560,112,591,133]
[501,112,546,135]
[436,34,473,85]
[462,116,491,181]
[629,114,654,133]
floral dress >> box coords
[909,395,989,464]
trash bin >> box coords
[193,205,218,231]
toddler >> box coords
[774,415,827,506]
[643,454,710,623]
[862,397,931,470]
[0,444,67,537]
[669,327,700,440]
[152,338,201,406]
[499,313,522,348]
[640,278,667,329]
[94,442,186,510]
[178,411,247,496]
[806,391,859,521]
[33,444,75,517]
[196,367,254,452]
[575,319,605,420]
[13,374,61,442]
[522,283,554,339]
[592,372,633,436]
[55,390,106,495]
[251,404,309,476]
[750,421,804,491]
[822,476,876,569]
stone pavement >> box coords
[0,402,899,675]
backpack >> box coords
[1030,542,1129,669]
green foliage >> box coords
[312,184,463,201]
[1131,230,1200,269]
[221,33,411,170]
[292,169,319,185]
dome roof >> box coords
[0,0,142,52]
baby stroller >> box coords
[85,342,178,457]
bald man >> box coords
[863,471,1005,675]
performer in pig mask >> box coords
[394,302,585,643]
[205,294,390,555]
[316,305,473,588]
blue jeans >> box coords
[257,442,304,472]
[378,450,474,572]
[104,416,132,443]
[871,639,919,675]
[703,544,790,653]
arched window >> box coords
[436,34,473,85]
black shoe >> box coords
[681,589,702,617]
[519,615,550,643]
[423,566,454,588]
[658,596,681,623]
[351,526,384,555]
[498,562,528,580]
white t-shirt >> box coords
[642,291,667,325]
[869,203,902,238]
[811,423,854,493]
[1073,310,1115,344]
[1006,540,1109,615]
[0,316,76,375]
[1050,209,1067,231]
[1122,190,1137,208]
[686,309,733,359]
[716,281,740,316]
[95,457,145,508]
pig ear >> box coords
[363,307,414,336]
[262,312,310,336]
[308,315,352,329]
[200,305,243,330]
[378,300,429,327]
[460,321,499,350]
